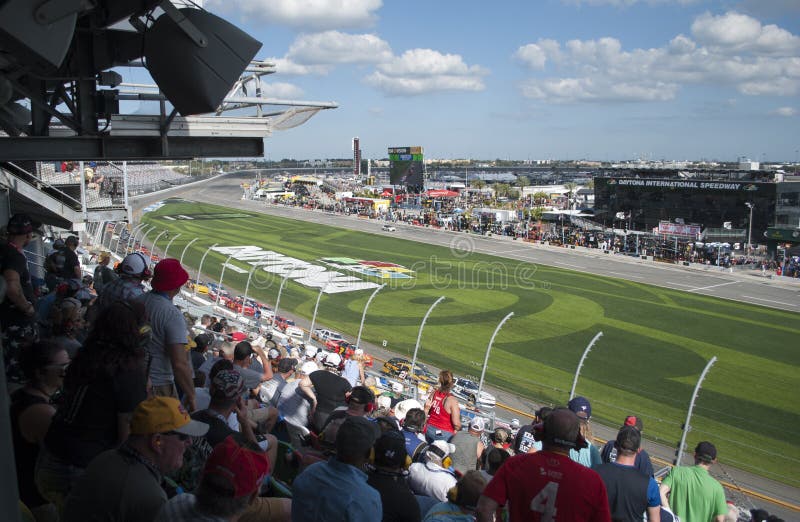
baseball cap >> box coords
[202,436,270,498]
[470,417,485,432]
[7,214,43,235]
[324,352,342,367]
[615,425,641,453]
[375,395,391,410]
[373,430,408,467]
[150,258,189,291]
[120,252,149,277]
[129,396,209,437]
[394,399,422,422]
[304,345,317,359]
[510,418,520,429]
[544,407,584,449]
[567,396,592,419]
[624,415,643,431]
[336,416,380,456]
[211,369,245,400]
[695,441,717,462]
[267,347,281,360]
[428,440,456,459]
[391,382,404,394]
[231,331,247,342]
[277,358,298,373]
[750,509,770,522]
[299,361,319,375]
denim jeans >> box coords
[425,425,453,444]
[35,446,85,516]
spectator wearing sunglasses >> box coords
[11,341,69,520]
[62,396,208,522]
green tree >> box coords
[564,182,578,209]
[516,175,529,189]
[533,191,548,205]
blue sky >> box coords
[175,1,799,162]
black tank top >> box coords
[10,388,49,507]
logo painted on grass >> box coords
[449,235,475,259]
[320,258,415,280]
[210,246,382,294]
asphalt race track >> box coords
[133,174,800,517]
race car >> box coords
[381,357,437,389]
[453,377,497,408]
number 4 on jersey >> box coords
[530,481,559,521]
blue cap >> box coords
[567,396,591,419]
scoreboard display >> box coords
[389,146,424,187]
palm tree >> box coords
[516,175,529,189]
[533,191,548,205]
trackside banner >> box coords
[607,178,761,191]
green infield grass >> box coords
[142,199,800,487]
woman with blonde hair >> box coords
[49,297,85,358]
[424,369,462,443]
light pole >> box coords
[745,202,754,256]
[355,284,386,349]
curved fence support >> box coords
[194,243,219,296]
[179,237,200,267]
[410,296,446,399]
[215,254,236,306]
[675,356,717,466]
[355,284,386,350]
[477,312,514,403]
[137,226,157,254]
[271,265,296,332]
[150,230,168,258]
[163,233,181,258]
[569,331,604,401]
[308,283,328,343]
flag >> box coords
[723,222,732,230]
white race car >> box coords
[453,377,497,408]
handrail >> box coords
[2,161,82,208]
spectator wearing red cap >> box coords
[137,258,195,411]
[659,441,728,522]
[156,436,270,521]
[1,213,40,357]
[600,415,654,477]
[62,396,208,522]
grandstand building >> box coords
[594,170,800,250]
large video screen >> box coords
[389,146,424,186]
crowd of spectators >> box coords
[0,212,789,521]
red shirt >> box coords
[483,450,611,522]
[426,390,456,433]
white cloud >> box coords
[257,82,305,99]
[770,106,796,116]
[366,49,488,95]
[287,31,393,65]
[691,11,800,56]
[514,11,800,103]
[269,57,332,76]
[515,40,561,70]
[206,0,382,30]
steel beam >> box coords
[0,136,264,161]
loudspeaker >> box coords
[0,0,77,70]
[144,8,261,116]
